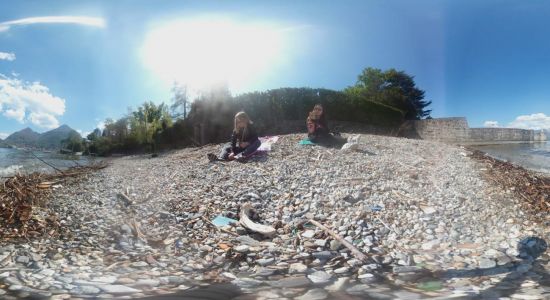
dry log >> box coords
[308,219,368,262]
[239,203,276,237]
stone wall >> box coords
[404,117,470,142]
[403,117,546,144]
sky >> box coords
[0,0,549,139]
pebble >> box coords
[235,245,250,253]
[0,133,546,299]
[295,288,328,300]
[307,271,332,284]
[289,263,308,274]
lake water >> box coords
[0,148,97,177]
[471,142,550,175]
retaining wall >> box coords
[404,117,546,144]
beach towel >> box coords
[257,136,279,151]
[298,139,316,145]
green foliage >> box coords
[345,67,431,120]
[88,101,176,155]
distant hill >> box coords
[4,127,40,148]
[3,125,81,150]
[37,125,81,150]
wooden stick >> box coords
[240,203,276,237]
[307,219,368,262]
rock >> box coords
[91,276,118,284]
[72,285,101,294]
[130,261,148,268]
[329,240,342,251]
[346,284,371,295]
[257,258,275,266]
[199,245,213,252]
[478,258,497,269]
[334,267,349,274]
[312,251,333,260]
[308,271,332,284]
[232,278,263,289]
[325,277,349,292]
[295,288,328,300]
[98,285,141,294]
[301,230,315,238]
[269,276,311,288]
[235,245,250,253]
[393,266,423,273]
[133,279,160,288]
[235,235,261,247]
[289,263,308,274]
[15,256,30,264]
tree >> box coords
[345,67,431,120]
[171,83,190,119]
[129,101,172,152]
[87,128,102,141]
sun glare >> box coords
[141,18,287,93]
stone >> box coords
[130,261,148,268]
[289,263,308,274]
[269,276,311,288]
[312,251,333,260]
[232,278,263,289]
[72,285,101,294]
[99,285,141,294]
[133,279,160,287]
[308,271,332,284]
[235,245,250,253]
[346,284,371,295]
[295,288,328,300]
[329,240,342,251]
[15,256,30,264]
[301,230,315,238]
[334,267,349,274]
[91,276,118,284]
[257,258,275,266]
[478,258,497,269]
[393,266,423,273]
[325,277,349,292]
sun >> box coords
[141,17,287,93]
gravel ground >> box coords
[0,133,549,299]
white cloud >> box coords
[0,73,66,129]
[0,16,106,32]
[483,120,500,128]
[507,113,550,130]
[0,132,8,139]
[96,121,105,130]
[76,129,90,138]
[0,52,15,61]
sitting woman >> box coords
[208,111,261,161]
[306,104,346,147]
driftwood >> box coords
[117,193,134,207]
[1,162,108,240]
[308,219,368,262]
[239,203,276,237]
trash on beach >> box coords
[369,205,383,212]
[211,215,238,227]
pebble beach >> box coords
[1,133,549,299]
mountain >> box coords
[37,125,81,150]
[3,125,81,149]
[4,127,40,148]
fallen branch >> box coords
[239,203,276,237]
[308,219,368,262]
[117,193,133,207]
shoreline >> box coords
[1,133,549,299]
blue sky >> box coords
[0,0,549,138]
